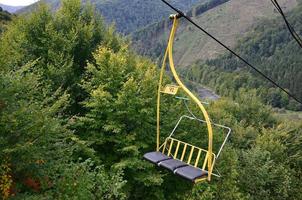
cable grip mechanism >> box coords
[169,12,184,20]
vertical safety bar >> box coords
[195,149,202,167]
[202,152,209,170]
[168,139,174,156]
[162,139,168,154]
[181,144,187,161]
[187,146,195,164]
[174,141,180,158]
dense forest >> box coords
[0,0,301,199]
[184,1,302,111]
[19,0,207,34]
[0,7,12,34]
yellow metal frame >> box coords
[156,15,214,182]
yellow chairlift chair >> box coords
[143,14,231,183]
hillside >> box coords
[0,7,12,34]
[132,0,298,67]
[19,0,207,34]
[0,4,24,13]
[184,2,302,110]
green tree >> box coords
[76,46,165,199]
[0,0,121,114]
[0,56,126,200]
[0,1,126,198]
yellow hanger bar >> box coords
[156,38,169,151]
[156,15,214,181]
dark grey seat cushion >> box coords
[175,166,208,182]
[159,159,188,171]
[143,151,171,164]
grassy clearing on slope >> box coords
[274,109,302,122]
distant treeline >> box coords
[187,0,230,17]
[0,7,12,34]
[131,0,231,61]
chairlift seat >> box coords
[175,165,208,182]
[159,159,188,171]
[143,151,171,164]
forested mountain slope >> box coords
[132,0,298,67]
[19,0,207,34]
[0,4,24,13]
[184,2,302,110]
[0,7,12,34]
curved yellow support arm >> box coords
[156,15,214,181]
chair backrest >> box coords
[160,137,216,171]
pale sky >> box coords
[0,0,39,6]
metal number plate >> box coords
[161,85,179,95]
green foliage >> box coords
[0,61,126,199]
[76,46,165,198]
[0,1,126,199]
[0,61,69,172]
[0,7,12,34]
[0,0,120,113]
[239,148,291,200]
[47,159,126,200]
[11,160,126,200]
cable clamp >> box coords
[169,12,184,20]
